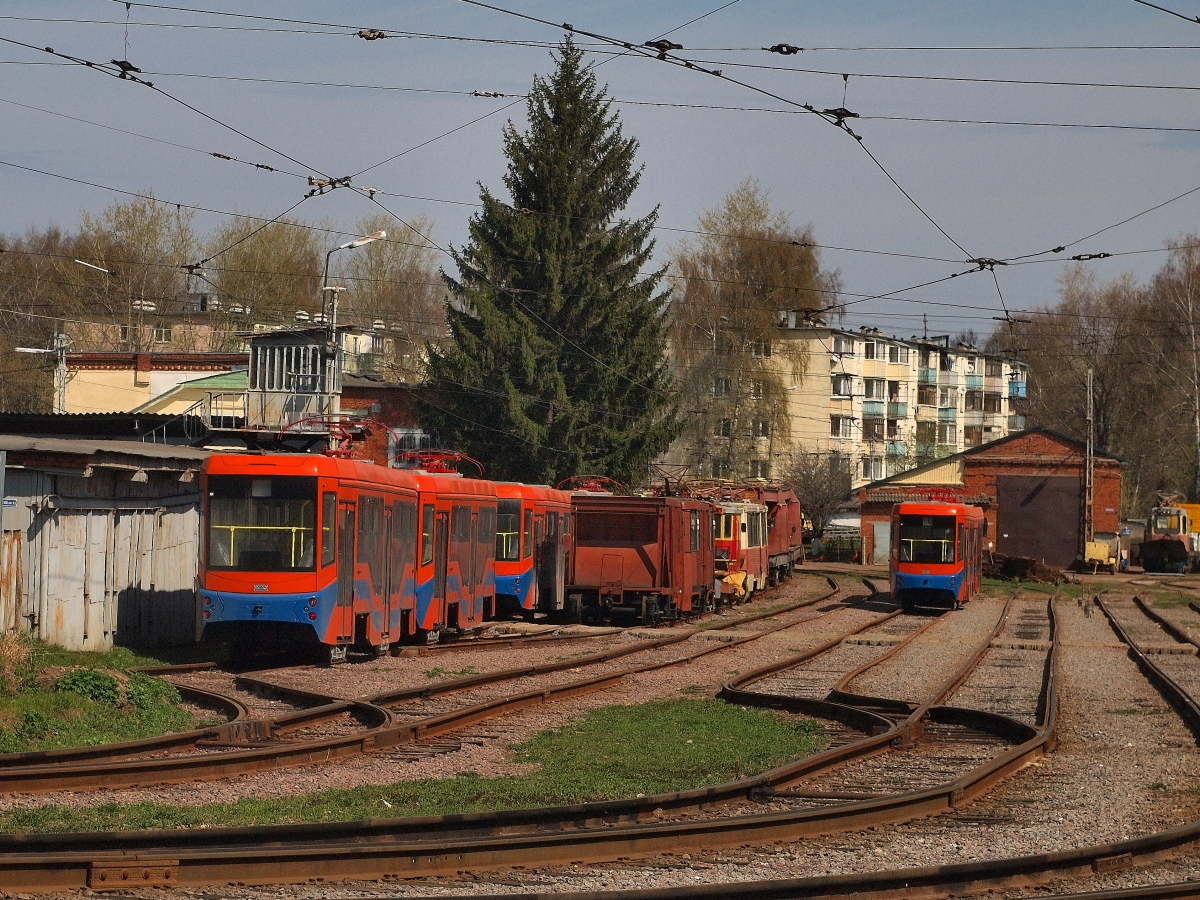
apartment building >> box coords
[661,315,1030,488]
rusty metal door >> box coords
[0,531,22,632]
[996,475,1080,568]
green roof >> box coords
[133,368,248,413]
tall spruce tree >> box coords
[419,38,680,485]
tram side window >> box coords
[477,504,497,554]
[420,504,435,566]
[393,500,418,573]
[321,491,336,567]
[523,508,534,559]
[496,499,521,561]
[690,510,701,552]
[358,495,384,595]
[451,505,470,542]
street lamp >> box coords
[322,231,386,332]
[16,334,71,413]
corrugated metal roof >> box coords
[0,435,210,463]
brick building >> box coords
[857,428,1122,569]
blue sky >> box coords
[1,1,1199,341]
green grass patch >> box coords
[423,666,478,679]
[1148,591,1193,609]
[0,636,201,754]
[0,699,826,833]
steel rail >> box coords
[0,592,1061,890]
[1100,595,1200,737]
[1133,594,1200,650]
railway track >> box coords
[0,574,847,795]
[0,587,1064,892]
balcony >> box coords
[915,405,937,420]
[886,440,906,456]
[936,443,957,457]
[887,401,908,417]
[965,375,983,390]
[1008,414,1027,431]
[1009,380,1027,399]
[862,400,885,417]
[918,368,937,384]
[938,407,957,422]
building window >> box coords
[752,419,770,438]
[985,358,1003,377]
[964,356,980,375]
[118,324,132,348]
[887,419,902,440]
[889,345,910,364]
[749,378,765,399]
[940,352,954,372]
[830,415,853,438]
[715,418,732,438]
[749,459,770,479]
[832,335,855,356]
[862,418,885,442]
[919,348,932,368]
[831,374,853,397]
[712,459,731,479]
[749,338,771,358]
[938,423,957,444]
[153,324,172,344]
[916,421,936,446]
[965,425,984,447]
[965,390,984,411]
[862,457,885,481]
[713,376,731,398]
[863,340,878,360]
[917,384,937,406]
[984,392,1002,413]
[864,378,887,400]
[939,387,957,408]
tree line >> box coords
[994,240,1200,517]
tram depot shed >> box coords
[0,436,208,651]
[857,428,1122,569]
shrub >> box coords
[54,669,120,705]
[125,673,180,712]
[15,709,50,740]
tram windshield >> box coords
[1151,511,1184,536]
[898,514,956,564]
[496,498,522,561]
[207,475,317,571]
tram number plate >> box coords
[88,860,179,889]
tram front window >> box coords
[898,515,956,564]
[207,475,317,571]
[496,499,522,561]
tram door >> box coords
[334,502,356,644]
[537,511,565,612]
[381,506,394,639]
[434,511,449,623]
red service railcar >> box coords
[493,483,573,618]
[568,493,714,625]
[713,499,769,601]
[743,484,804,584]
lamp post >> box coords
[16,333,71,413]
[322,231,386,337]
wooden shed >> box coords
[858,428,1122,569]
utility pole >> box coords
[1084,367,1094,553]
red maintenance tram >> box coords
[713,497,769,602]
[889,500,985,612]
[198,453,497,662]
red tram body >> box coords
[567,493,715,625]
[713,499,769,601]
[493,483,573,618]
[198,454,496,662]
[889,501,985,612]
[743,484,804,585]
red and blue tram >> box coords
[493,483,573,619]
[889,501,986,612]
[198,454,497,662]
